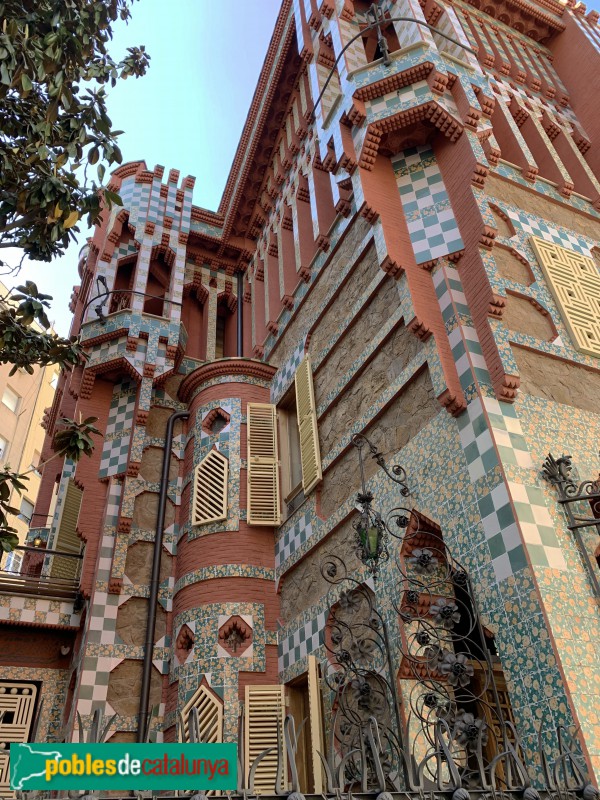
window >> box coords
[191,449,228,525]
[2,386,20,413]
[286,656,325,793]
[294,357,322,495]
[530,236,600,358]
[4,550,22,575]
[179,680,223,743]
[29,451,41,476]
[0,681,40,798]
[50,480,83,579]
[215,312,226,359]
[0,436,8,462]
[18,498,34,524]
[247,403,280,526]
[279,391,304,516]
[244,685,287,793]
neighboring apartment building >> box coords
[0,280,59,575]
[1,0,600,796]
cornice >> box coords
[218,0,295,233]
[178,358,277,402]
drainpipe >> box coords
[237,271,244,357]
[137,409,189,743]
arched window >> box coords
[145,252,171,316]
[215,292,237,359]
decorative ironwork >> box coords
[15,440,600,800]
[542,453,600,600]
[350,434,410,576]
[147,435,595,799]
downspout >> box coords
[237,271,244,357]
[137,409,189,743]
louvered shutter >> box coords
[530,236,600,357]
[244,685,287,793]
[247,403,280,525]
[295,357,322,494]
[51,480,83,579]
[180,683,223,743]
[192,448,228,525]
[307,655,325,793]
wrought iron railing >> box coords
[0,545,83,601]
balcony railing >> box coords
[0,545,83,601]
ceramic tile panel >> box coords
[393,146,464,264]
[99,379,137,478]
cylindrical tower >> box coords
[165,358,279,742]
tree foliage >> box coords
[0,281,84,374]
[0,0,149,261]
[0,0,148,552]
[0,416,100,552]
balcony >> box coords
[0,545,83,602]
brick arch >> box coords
[488,203,516,238]
[492,243,536,286]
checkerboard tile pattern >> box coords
[275,512,313,568]
[278,610,327,672]
[75,480,123,719]
[99,380,137,478]
[367,80,432,122]
[504,209,591,256]
[393,146,464,265]
[271,336,307,404]
[456,397,499,482]
[0,595,80,627]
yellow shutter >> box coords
[247,403,280,525]
[244,685,287,793]
[179,683,223,743]
[307,655,325,793]
[192,448,228,525]
[294,357,322,494]
[530,236,600,357]
[51,480,83,579]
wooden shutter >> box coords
[307,655,325,793]
[244,685,287,793]
[180,683,223,743]
[475,658,517,784]
[51,480,83,579]
[247,403,280,525]
[192,448,228,525]
[530,236,600,357]
[295,357,322,494]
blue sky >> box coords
[8,0,600,334]
[12,0,282,333]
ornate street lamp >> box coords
[351,433,411,575]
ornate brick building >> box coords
[2,0,600,794]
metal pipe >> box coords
[137,409,189,743]
[236,271,244,357]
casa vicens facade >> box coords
[1,0,600,795]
